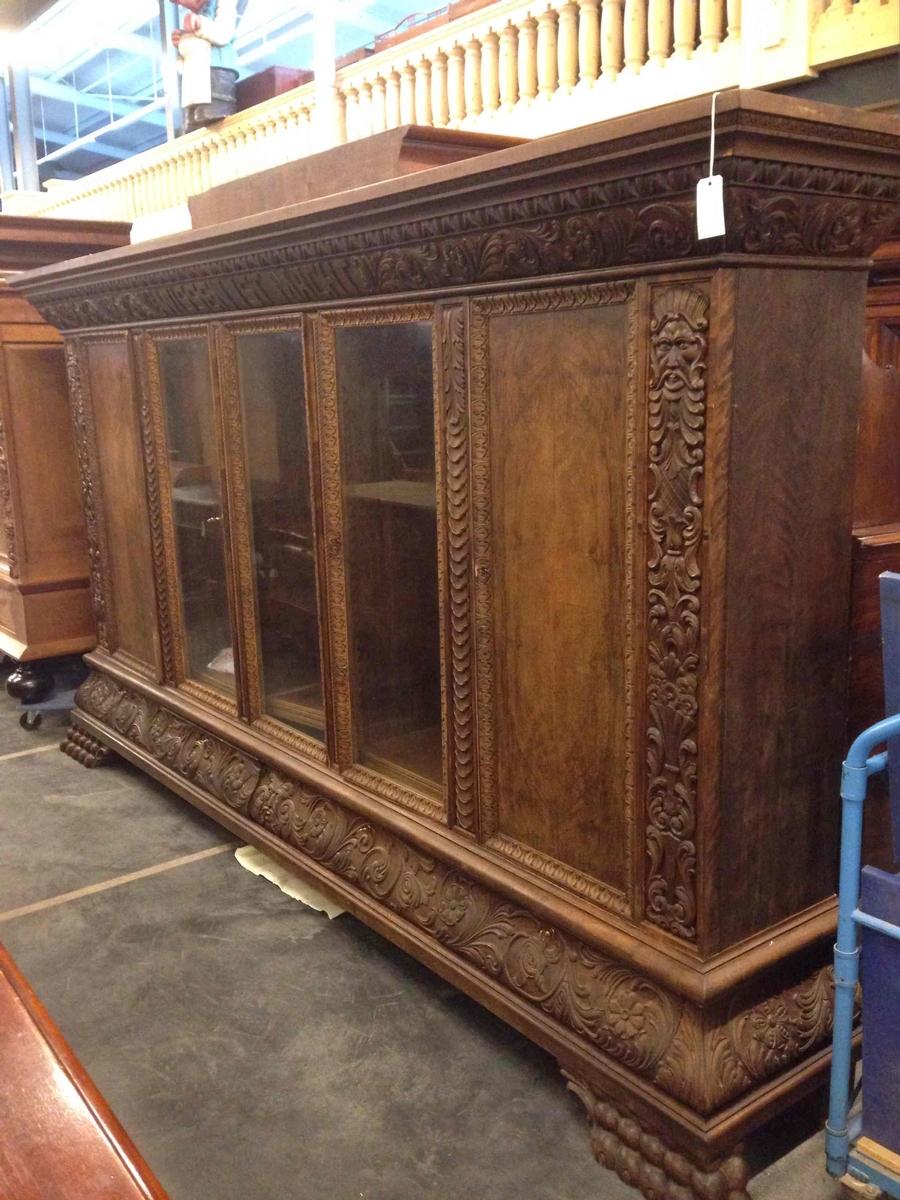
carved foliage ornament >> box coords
[644,285,710,942]
[64,342,109,647]
[29,158,900,331]
[0,415,18,576]
[74,671,840,1115]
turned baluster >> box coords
[674,0,697,57]
[624,0,647,71]
[431,53,450,126]
[499,23,519,109]
[647,0,671,65]
[386,69,402,128]
[517,17,539,101]
[355,82,372,138]
[448,44,467,125]
[726,0,740,39]
[699,0,724,50]
[577,0,601,85]
[465,37,483,118]
[537,7,559,98]
[558,2,580,90]
[415,58,433,126]
[400,64,416,124]
[480,31,500,115]
[343,87,358,140]
[372,76,387,133]
[600,0,625,79]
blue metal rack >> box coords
[826,569,900,1196]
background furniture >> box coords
[0,943,169,1199]
[0,216,130,701]
[14,92,900,1200]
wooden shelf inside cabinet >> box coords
[13,92,900,1200]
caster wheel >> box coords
[19,710,43,730]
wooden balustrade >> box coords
[1,0,895,223]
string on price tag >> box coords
[696,91,725,240]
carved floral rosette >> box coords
[73,670,839,1119]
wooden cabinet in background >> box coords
[0,216,130,699]
[14,93,900,1200]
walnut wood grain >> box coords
[0,943,167,1200]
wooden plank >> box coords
[881,571,900,862]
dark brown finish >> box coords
[13,92,900,1200]
[187,125,524,228]
[0,943,168,1200]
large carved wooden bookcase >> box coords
[14,92,900,1200]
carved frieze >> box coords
[643,284,710,943]
[26,158,900,332]
[74,669,839,1116]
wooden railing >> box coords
[2,0,897,223]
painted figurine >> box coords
[171,0,240,133]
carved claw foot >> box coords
[565,1073,751,1200]
[61,722,116,768]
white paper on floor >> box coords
[234,845,346,919]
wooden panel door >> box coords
[470,283,638,916]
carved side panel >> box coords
[643,284,710,942]
[0,414,18,577]
[439,304,477,834]
[64,340,112,649]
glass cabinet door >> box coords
[155,335,236,699]
[331,319,443,796]
[231,326,326,742]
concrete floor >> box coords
[0,669,856,1200]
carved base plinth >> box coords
[565,1074,751,1200]
[61,722,116,768]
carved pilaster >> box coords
[644,284,710,941]
[64,341,111,649]
[439,304,477,834]
[0,414,18,576]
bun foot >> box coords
[565,1072,751,1200]
[61,722,116,768]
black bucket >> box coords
[183,67,238,133]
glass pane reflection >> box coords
[335,321,443,794]
[235,330,325,740]
[157,337,235,697]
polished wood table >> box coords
[0,944,168,1200]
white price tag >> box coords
[696,174,725,240]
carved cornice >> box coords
[0,415,18,577]
[23,157,900,332]
[643,284,710,943]
[73,669,839,1116]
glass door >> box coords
[148,330,238,705]
[318,309,445,807]
[221,320,327,749]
